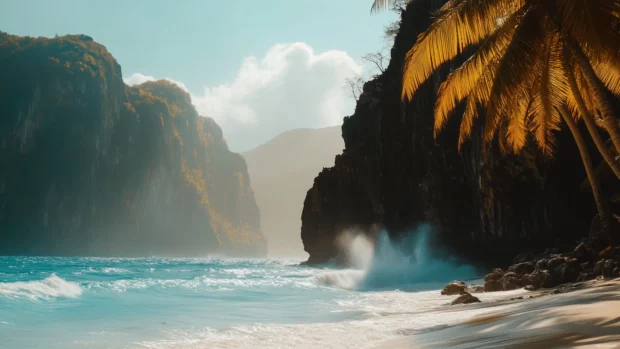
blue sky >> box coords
[0,0,398,151]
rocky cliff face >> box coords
[0,33,266,257]
[301,0,602,265]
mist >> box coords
[242,126,344,258]
[317,225,480,291]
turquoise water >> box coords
[0,257,354,348]
[0,235,486,348]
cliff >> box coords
[243,126,343,257]
[0,33,266,257]
[301,0,608,266]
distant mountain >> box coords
[0,33,265,257]
[243,126,343,257]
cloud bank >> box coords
[125,42,362,151]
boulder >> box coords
[548,257,565,270]
[594,260,605,275]
[484,268,505,282]
[577,272,595,282]
[602,259,618,278]
[535,259,549,272]
[508,262,535,277]
[441,281,466,295]
[484,269,505,292]
[451,292,481,305]
[468,285,485,293]
[500,272,522,291]
[550,259,581,286]
[484,279,503,292]
[523,270,549,290]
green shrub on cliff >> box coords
[0,32,120,81]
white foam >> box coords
[317,227,478,291]
[316,269,365,290]
[0,274,83,300]
[135,294,523,349]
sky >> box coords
[0,0,397,151]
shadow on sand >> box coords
[398,282,620,349]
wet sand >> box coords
[382,279,620,349]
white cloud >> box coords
[124,73,189,93]
[126,42,362,152]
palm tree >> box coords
[400,0,620,157]
[372,0,620,238]
[558,105,614,241]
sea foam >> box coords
[317,225,479,291]
[0,274,83,300]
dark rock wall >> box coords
[0,33,265,257]
[301,0,599,265]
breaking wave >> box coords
[0,274,83,300]
[317,225,479,290]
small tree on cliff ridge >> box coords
[372,0,620,242]
[344,75,365,101]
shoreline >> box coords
[381,278,620,349]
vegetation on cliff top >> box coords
[0,32,120,81]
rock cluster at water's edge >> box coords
[483,244,620,292]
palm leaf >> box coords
[592,59,620,96]
[565,50,599,120]
[402,0,523,100]
[557,0,620,63]
[528,34,567,156]
[484,5,546,145]
[457,60,499,150]
[371,0,395,13]
[434,7,524,136]
[505,91,532,152]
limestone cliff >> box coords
[0,33,266,257]
[301,0,606,265]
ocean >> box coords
[0,234,527,349]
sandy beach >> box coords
[383,279,620,349]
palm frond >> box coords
[528,34,567,156]
[402,0,523,100]
[565,49,599,120]
[371,0,395,13]
[457,61,499,150]
[592,59,620,96]
[434,7,524,136]
[505,92,532,152]
[485,5,545,145]
[557,0,620,63]
[457,97,478,151]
